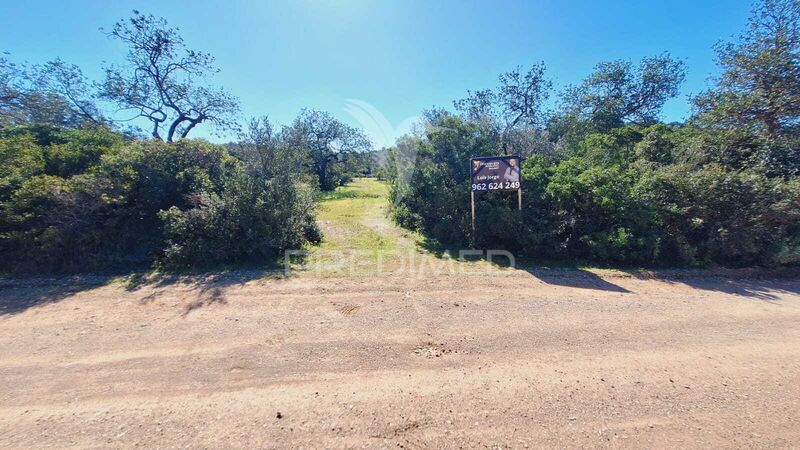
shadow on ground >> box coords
[0,276,110,316]
[124,269,287,316]
[0,267,289,317]
[618,268,800,302]
[416,237,631,292]
[523,266,800,300]
[415,236,800,298]
[524,268,631,293]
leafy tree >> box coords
[692,0,799,175]
[0,131,44,199]
[0,57,104,128]
[36,59,105,126]
[454,63,552,154]
[0,57,25,126]
[556,54,685,135]
[230,116,309,180]
[286,109,371,191]
[100,11,239,142]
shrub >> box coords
[640,165,800,266]
[388,118,800,267]
[159,166,320,268]
[0,126,320,273]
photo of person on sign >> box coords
[472,159,481,173]
[503,158,520,183]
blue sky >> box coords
[2,0,754,147]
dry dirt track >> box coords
[1,270,800,449]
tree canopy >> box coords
[556,53,685,135]
[100,11,239,142]
[286,109,372,191]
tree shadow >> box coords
[414,238,516,268]
[415,237,631,292]
[522,267,631,293]
[413,237,800,298]
[122,269,288,316]
[0,262,294,318]
[617,268,800,302]
[0,276,111,316]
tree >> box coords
[287,109,371,191]
[0,57,104,128]
[694,0,799,141]
[36,59,105,126]
[558,53,685,133]
[230,116,308,180]
[0,57,24,123]
[100,11,239,142]
[454,63,552,153]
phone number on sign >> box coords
[472,181,520,191]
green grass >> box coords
[294,177,518,277]
[292,178,402,276]
[317,178,393,250]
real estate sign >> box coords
[470,155,521,191]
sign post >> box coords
[470,155,522,237]
[471,191,476,235]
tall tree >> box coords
[454,63,552,153]
[0,57,103,128]
[558,53,685,133]
[99,11,239,142]
[694,0,799,141]
[287,109,371,191]
[36,59,105,126]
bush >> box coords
[640,165,800,266]
[388,118,800,267]
[0,125,320,273]
[158,166,320,268]
[543,157,662,263]
[390,116,494,245]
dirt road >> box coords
[1,271,800,448]
[1,179,800,448]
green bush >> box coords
[158,166,320,268]
[640,165,800,266]
[389,118,800,267]
[0,125,320,273]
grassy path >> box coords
[316,177,399,255]
[291,177,505,277]
[293,177,420,276]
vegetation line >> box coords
[1,0,798,273]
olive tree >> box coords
[454,63,552,154]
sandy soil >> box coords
[1,269,800,449]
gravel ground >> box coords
[1,270,799,448]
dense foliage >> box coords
[0,125,319,272]
[284,109,372,191]
[389,0,800,267]
[0,12,369,273]
[2,1,798,272]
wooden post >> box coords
[471,190,476,236]
[517,188,522,210]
